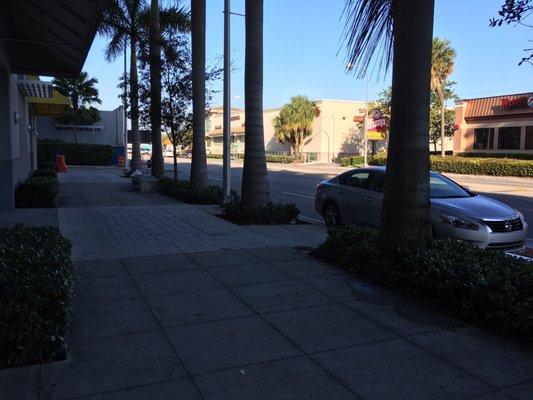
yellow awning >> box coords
[28,90,69,118]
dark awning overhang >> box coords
[1,0,106,77]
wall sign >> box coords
[366,109,388,141]
[500,95,533,110]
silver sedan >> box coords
[315,166,528,253]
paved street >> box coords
[1,166,531,400]
[165,158,533,243]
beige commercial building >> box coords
[454,92,533,155]
[206,99,372,163]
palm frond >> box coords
[341,0,393,78]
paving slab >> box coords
[132,269,223,297]
[146,287,254,327]
[0,365,39,400]
[194,356,358,400]
[84,378,202,400]
[466,391,515,399]
[304,274,394,302]
[232,280,336,314]
[74,258,128,279]
[68,296,158,341]
[270,258,347,279]
[247,245,311,262]
[264,303,396,353]
[122,253,199,274]
[41,330,186,400]
[501,379,533,400]
[186,249,262,268]
[345,295,467,336]
[165,316,302,375]
[207,261,294,287]
[74,275,141,304]
[313,338,490,400]
[409,327,533,388]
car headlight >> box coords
[439,214,479,230]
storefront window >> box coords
[474,128,494,150]
[526,127,533,150]
[498,127,521,150]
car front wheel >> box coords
[323,202,341,227]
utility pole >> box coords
[363,74,369,167]
[223,0,231,202]
[123,37,129,173]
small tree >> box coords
[273,95,317,162]
[429,94,455,152]
[52,72,102,144]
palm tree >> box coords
[99,0,144,172]
[149,0,164,177]
[190,0,209,189]
[273,95,316,162]
[431,38,456,157]
[343,0,434,246]
[53,72,102,144]
[241,0,270,207]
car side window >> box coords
[370,173,385,193]
[341,171,370,189]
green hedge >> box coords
[340,156,365,167]
[159,178,223,204]
[0,226,73,368]
[38,139,113,166]
[457,152,533,160]
[207,153,296,163]
[222,201,300,224]
[16,176,59,208]
[369,154,533,177]
[32,168,57,179]
[312,226,533,344]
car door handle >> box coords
[363,196,372,201]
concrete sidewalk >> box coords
[1,167,532,400]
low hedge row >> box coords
[0,226,73,369]
[457,152,533,160]
[32,168,57,179]
[207,153,297,163]
[159,178,223,204]
[222,201,300,224]
[312,226,532,344]
[340,156,365,167]
[38,139,113,166]
[369,154,533,177]
[16,176,59,208]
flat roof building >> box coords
[454,93,533,155]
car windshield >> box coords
[430,173,471,198]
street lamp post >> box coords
[223,0,231,202]
[363,74,369,167]
[123,37,129,173]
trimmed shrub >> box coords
[32,168,57,179]
[16,177,59,208]
[38,139,113,166]
[312,226,533,344]
[206,153,224,159]
[39,161,56,170]
[266,154,297,163]
[159,178,223,204]
[368,153,533,177]
[222,201,300,224]
[457,152,533,160]
[340,156,365,167]
[0,226,73,368]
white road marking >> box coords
[210,177,222,181]
[282,191,314,200]
[299,215,324,224]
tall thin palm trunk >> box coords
[190,0,208,189]
[150,0,164,177]
[130,37,142,172]
[241,0,270,207]
[439,89,446,157]
[379,0,434,246]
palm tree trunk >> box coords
[379,0,434,247]
[129,37,141,172]
[172,141,178,181]
[190,0,208,189]
[439,91,446,157]
[150,0,164,178]
[241,0,270,207]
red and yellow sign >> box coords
[366,109,388,141]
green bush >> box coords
[340,156,365,167]
[0,226,73,368]
[266,154,297,163]
[457,152,533,160]
[38,139,113,166]
[368,153,533,177]
[312,226,533,344]
[222,201,300,224]
[32,168,57,179]
[39,161,56,170]
[206,153,224,159]
[159,178,223,204]
[16,177,59,208]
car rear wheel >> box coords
[323,202,341,227]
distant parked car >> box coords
[140,143,152,156]
[163,146,174,158]
[315,166,528,253]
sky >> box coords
[83,0,533,112]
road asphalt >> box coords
[165,157,533,244]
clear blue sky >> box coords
[83,0,533,111]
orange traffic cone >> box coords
[56,155,68,172]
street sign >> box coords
[366,109,388,141]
